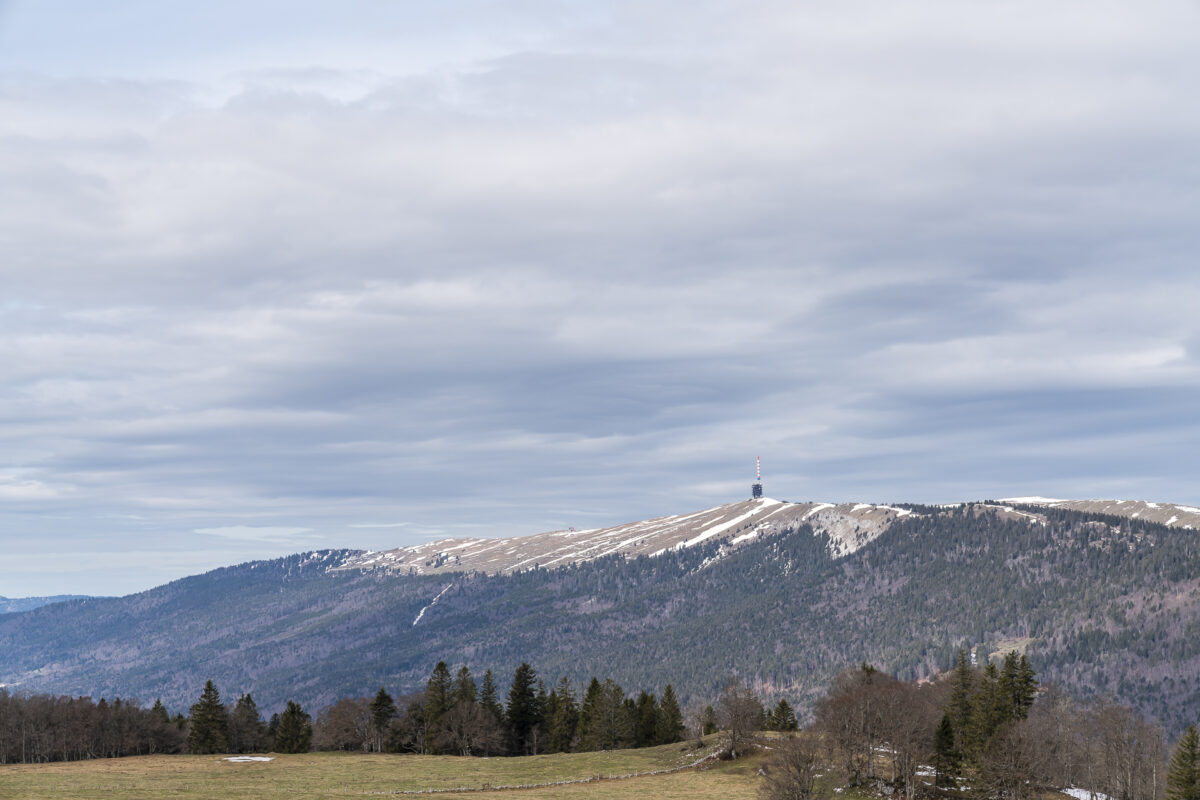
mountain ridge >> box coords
[332,496,915,577]
[332,495,1200,578]
[3,496,1199,733]
[0,595,91,615]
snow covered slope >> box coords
[335,495,1200,580]
[1000,498,1200,530]
[334,498,915,577]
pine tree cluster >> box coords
[378,661,689,757]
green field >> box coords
[0,741,769,800]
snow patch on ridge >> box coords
[677,506,766,549]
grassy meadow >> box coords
[0,740,774,800]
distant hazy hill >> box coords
[0,595,90,615]
[2,499,1199,733]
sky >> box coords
[1,1,1198,597]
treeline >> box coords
[0,660,697,764]
[0,691,182,763]
[314,661,687,756]
[773,652,1168,800]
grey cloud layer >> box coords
[1,0,1198,594]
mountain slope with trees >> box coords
[2,504,1198,732]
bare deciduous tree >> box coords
[760,736,826,800]
[313,697,371,752]
[717,679,763,759]
[876,680,938,800]
[433,702,503,756]
[814,666,891,786]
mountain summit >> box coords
[335,497,914,576]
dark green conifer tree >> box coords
[634,691,658,747]
[933,712,961,786]
[998,651,1022,720]
[369,687,396,753]
[274,700,312,753]
[769,699,798,732]
[505,662,540,755]
[1168,725,1200,800]
[579,679,631,751]
[549,677,579,753]
[480,669,504,725]
[969,662,1004,756]
[452,666,477,707]
[150,699,169,725]
[187,679,229,754]
[424,661,453,753]
[1016,655,1038,716]
[948,649,974,754]
[656,685,685,744]
[227,693,267,753]
[576,678,603,750]
[534,679,550,751]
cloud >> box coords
[0,474,64,501]
[1,0,1199,595]
[193,526,315,543]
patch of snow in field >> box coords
[851,503,873,512]
[1176,505,1200,515]
[1147,502,1160,508]
[1167,516,1179,525]
[1063,787,1111,800]
[224,756,273,762]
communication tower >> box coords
[751,456,763,499]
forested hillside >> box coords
[2,505,1197,732]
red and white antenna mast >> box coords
[752,456,763,499]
